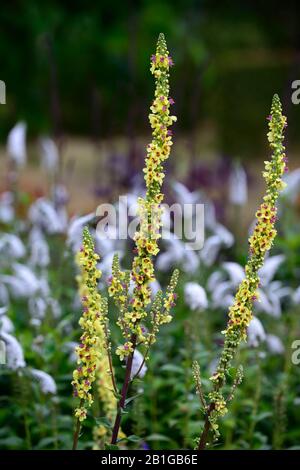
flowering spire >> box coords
[72,228,109,448]
[224,95,287,341]
[196,95,288,449]
[109,34,179,446]
[71,35,179,449]
[112,33,178,359]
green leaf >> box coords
[0,436,24,448]
[34,437,59,449]
[95,416,113,430]
[252,411,272,423]
[105,444,120,450]
[146,433,171,442]
[160,364,184,374]
[127,435,141,442]
[119,434,141,443]
[124,393,142,407]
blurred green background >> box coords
[1,0,300,158]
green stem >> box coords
[72,418,81,450]
[72,398,84,450]
[248,357,262,446]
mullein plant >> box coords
[194,94,288,450]
[71,228,109,449]
[72,33,179,449]
[71,229,116,450]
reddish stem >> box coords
[198,403,215,450]
[110,334,137,444]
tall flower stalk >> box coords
[195,94,288,450]
[71,33,178,449]
[71,228,110,449]
[109,32,178,445]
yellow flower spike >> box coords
[70,35,180,448]
[114,33,178,354]
[72,227,115,450]
[197,95,288,450]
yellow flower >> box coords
[75,407,87,422]
[72,228,108,423]
[116,341,134,361]
[201,95,288,445]
[110,34,179,366]
[224,95,287,341]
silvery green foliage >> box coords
[29,228,50,268]
[184,282,208,311]
[131,349,147,379]
[247,317,266,347]
[222,262,245,287]
[30,368,57,395]
[200,223,234,267]
[0,192,15,223]
[0,234,26,261]
[0,331,26,369]
[67,213,95,252]
[206,254,291,318]
[0,283,9,305]
[155,181,235,271]
[62,341,78,363]
[293,286,300,304]
[156,233,200,273]
[265,334,284,354]
[7,122,27,167]
[229,162,248,206]
[258,254,285,286]
[0,306,14,334]
[172,181,200,205]
[39,137,59,173]
[12,264,40,296]
[282,168,300,203]
[28,297,48,320]
[29,198,65,234]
